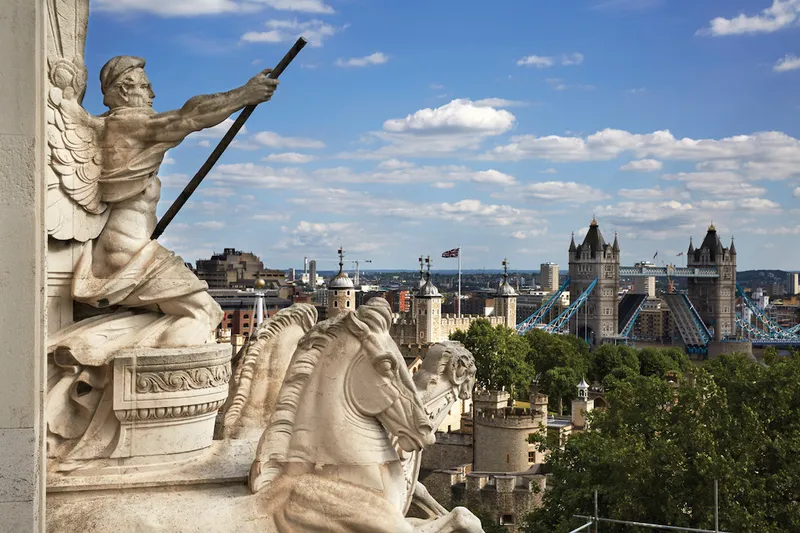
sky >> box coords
[83,0,800,272]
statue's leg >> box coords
[408,507,484,533]
[155,291,224,346]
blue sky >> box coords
[84,0,800,271]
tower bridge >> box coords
[516,218,800,356]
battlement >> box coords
[474,407,543,429]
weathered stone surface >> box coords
[0,428,37,502]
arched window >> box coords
[346,300,351,308]
[347,291,350,296]
[243,323,249,329]
[334,301,339,308]
[243,314,250,319]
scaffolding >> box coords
[570,484,729,533]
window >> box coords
[334,301,339,308]
[226,323,232,328]
[227,314,233,319]
[506,453,510,463]
[243,314,249,319]
[500,515,515,525]
[243,323,249,329]
[335,291,339,296]
[528,451,536,463]
[347,291,350,296]
[346,301,351,308]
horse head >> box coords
[249,297,433,493]
[343,298,436,454]
[413,341,477,428]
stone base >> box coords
[47,439,271,532]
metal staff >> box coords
[151,37,307,240]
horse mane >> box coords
[250,298,393,492]
[223,303,317,429]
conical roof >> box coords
[497,259,517,297]
[576,217,608,258]
[329,249,354,289]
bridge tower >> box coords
[568,217,620,344]
[686,224,736,341]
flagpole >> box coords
[458,246,462,319]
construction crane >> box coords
[351,259,372,286]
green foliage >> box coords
[469,507,507,533]
[524,329,591,414]
[450,319,533,395]
[521,353,800,533]
[638,346,691,378]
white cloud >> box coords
[522,181,609,203]
[663,171,768,198]
[252,213,290,221]
[160,173,190,188]
[774,54,800,72]
[241,19,341,47]
[545,78,595,91]
[96,0,334,16]
[753,224,800,235]
[620,158,663,171]
[201,187,237,198]
[470,170,517,185]
[617,186,690,200]
[516,53,583,68]
[195,220,225,229]
[258,0,333,14]
[335,52,389,67]
[253,131,326,149]
[484,129,800,177]
[699,0,800,36]
[340,99,516,158]
[162,155,176,165]
[383,99,515,135]
[561,53,585,66]
[263,152,317,163]
[511,231,527,240]
[794,186,800,197]
[377,159,415,170]
[210,163,310,189]
[431,182,455,189]
[198,140,212,148]
[737,198,781,211]
[473,98,528,108]
[540,168,558,174]
[516,55,554,68]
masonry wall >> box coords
[0,0,47,529]
[421,432,473,471]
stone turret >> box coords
[570,377,593,430]
[568,217,620,344]
[687,224,736,341]
[495,259,518,329]
[327,247,355,318]
[414,256,443,344]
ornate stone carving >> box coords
[44,0,278,467]
[136,364,231,394]
[248,299,483,532]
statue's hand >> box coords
[245,69,279,105]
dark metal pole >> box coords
[594,489,599,533]
[151,37,307,240]
[714,480,719,533]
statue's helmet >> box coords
[99,55,146,106]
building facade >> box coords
[327,250,355,319]
[539,262,559,293]
[195,248,285,289]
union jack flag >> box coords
[442,248,460,258]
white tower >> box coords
[495,258,518,329]
[415,256,443,344]
[571,377,594,430]
[327,248,355,319]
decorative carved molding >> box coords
[135,363,231,394]
[116,399,226,422]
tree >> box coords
[588,344,639,385]
[522,353,800,533]
[524,329,590,413]
[637,347,690,378]
[450,319,533,396]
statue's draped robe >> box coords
[47,120,214,461]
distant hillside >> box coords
[737,269,789,287]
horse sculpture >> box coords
[221,304,317,440]
[248,298,483,532]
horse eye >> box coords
[376,357,395,374]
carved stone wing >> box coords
[46,0,109,242]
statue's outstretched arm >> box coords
[133,72,278,143]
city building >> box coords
[539,262,559,293]
[632,298,674,343]
[633,261,656,298]
[788,272,800,296]
[195,248,285,289]
[210,287,292,337]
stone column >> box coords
[0,0,47,530]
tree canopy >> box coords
[522,353,800,533]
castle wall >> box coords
[421,432,473,472]
[473,411,544,472]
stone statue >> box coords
[248,298,483,532]
[45,0,279,463]
[221,304,318,440]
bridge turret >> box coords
[687,237,694,256]
[612,232,620,253]
[686,225,736,342]
[569,232,577,253]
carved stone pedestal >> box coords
[110,345,231,462]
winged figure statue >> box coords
[45,0,279,462]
